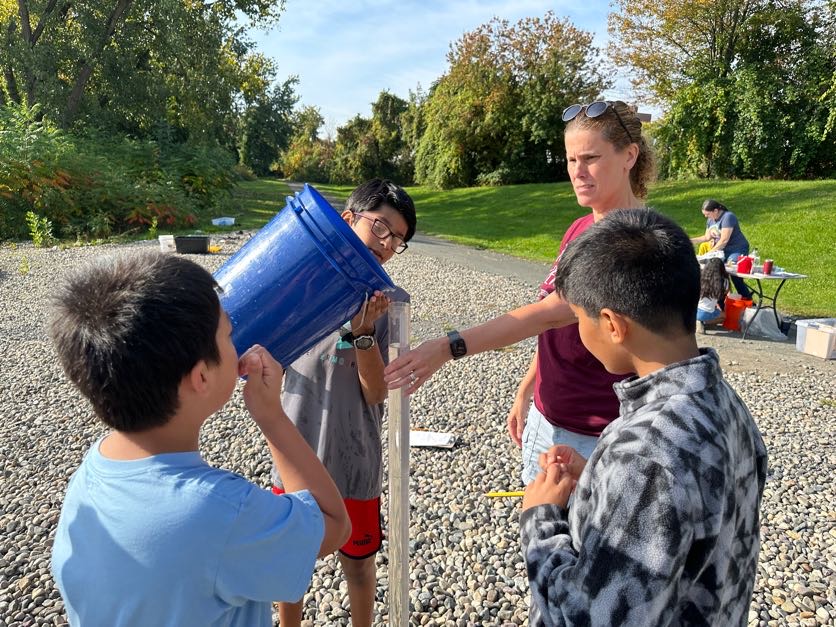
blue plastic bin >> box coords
[214,184,395,366]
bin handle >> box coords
[291,201,380,294]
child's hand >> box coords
[351,291,390,334]
[538,445,587,480]
[522,463,577,512]
[239,345,285,425]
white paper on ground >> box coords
[409,430,456,448]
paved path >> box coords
[286,181,551,288]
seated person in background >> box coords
[696,257,729,333]
[50,252,350,627]
[521,208,767,626]
[689,198,752,298]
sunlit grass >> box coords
[228,179,292,231]
[238,178,836,316]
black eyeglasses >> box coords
[352,213,408,254]
[562,101,635,144]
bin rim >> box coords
[296,183,396,291]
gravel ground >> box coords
[0,235,834,627]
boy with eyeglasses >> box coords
[274,178,416,627]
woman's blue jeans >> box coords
[725,252,753,299]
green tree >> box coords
[729,2,835,177]
[330,114,377,184]
[292,105,325,143]
[415,12,609,188]
[279,105,333,182]
[239,76,299,176]
[330,90,412,184]
[608,0,763,103]
[611,0,835,178]
[1,1,286,138]
[370,90,409,180]
[398,87,427,182]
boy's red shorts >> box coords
[272,487,382,559]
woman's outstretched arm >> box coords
[384,292,575,394]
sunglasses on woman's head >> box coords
[561,101,635,144]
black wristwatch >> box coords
[447,330,467,359]
[341,328,376,350]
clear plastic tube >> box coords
[387,301,410,626]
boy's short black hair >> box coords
[345,178,417,242]
[554,209,700,335]
[50,252,222,432]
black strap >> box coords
[341,326,376,343]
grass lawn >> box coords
[227,178,293,231]
[240,179,836,317]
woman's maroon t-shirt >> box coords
[533,214,629,436]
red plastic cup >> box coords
[736,256,753,273]
[763,259,774,274]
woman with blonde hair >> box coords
[385,100,658,483]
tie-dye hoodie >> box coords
[521,348,767,626]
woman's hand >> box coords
[383,337,449,394]
[507,395,530,448]
[709,228,732,252]
[384,295,576,395]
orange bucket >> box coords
[722,296,753,331]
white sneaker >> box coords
[696,320,706,334]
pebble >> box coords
[1,237,835,626]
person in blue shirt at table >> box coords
[690,198,753,298]
[49,252,350,627]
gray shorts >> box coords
[520,402,599,486]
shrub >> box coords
[233,163,258,181]
[0,104,238,240]
[279,138,333,183]
[25,212,56,248]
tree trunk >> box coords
[3,67,20,104]
[4,20,21,104]
[63,0,133,126]
[15,1,37,104]
[31,0,60,43]
[13,0,63,106]
[16,1,31,41]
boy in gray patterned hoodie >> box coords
[521,208,767,626]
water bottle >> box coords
[750,248,760,272]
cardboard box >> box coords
[796,318,836,359]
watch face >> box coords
[448,330,467,359]
[354,335,375,350]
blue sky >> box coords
[250,0,640,134]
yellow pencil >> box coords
[484,490,525,498]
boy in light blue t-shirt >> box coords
[49,252,350,627]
